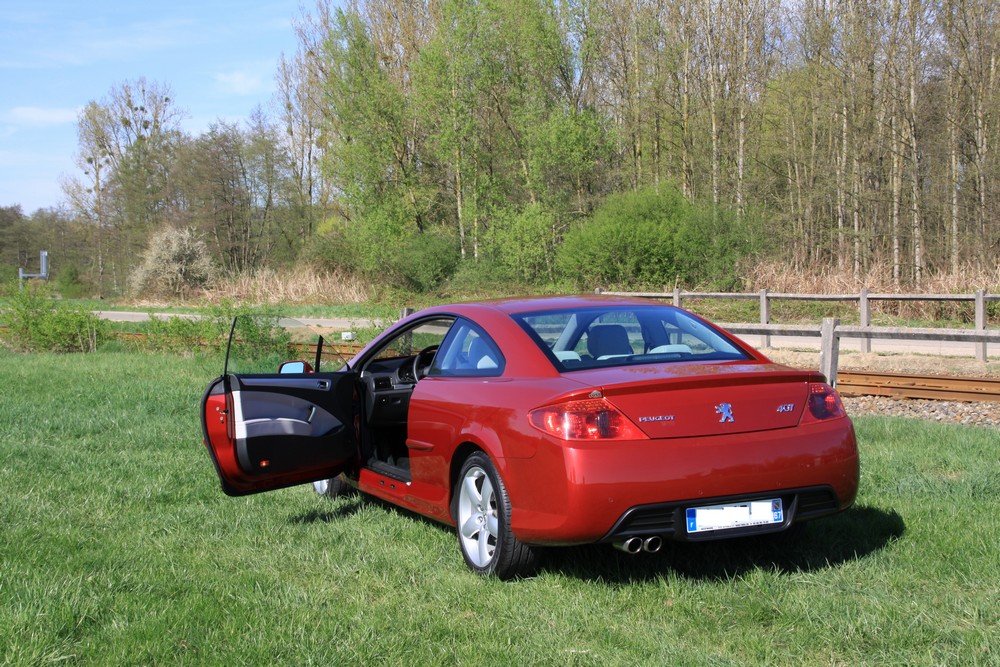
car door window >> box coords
[225,315,346,375]
[430,320,505,376]
[366,318,455,365]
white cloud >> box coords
[1,106,80,128]
[214,69,270,96]
[0,13,197,70]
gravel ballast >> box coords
[842,395,1000,428]
[762,348,1000,428]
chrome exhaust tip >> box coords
[642,536,663,553]
[613,537,643,554]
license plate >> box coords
[685,498,783,534]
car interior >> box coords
[353,317,458,481]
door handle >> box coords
[316,380,330,390]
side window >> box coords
[225,315,347,375]
[431,320,505,376]
[367,318,455,363]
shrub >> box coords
[130,227,215,297]
[388,229,461,292]
[556,187,689,289]
[55,265,89,299]
[1,288,107,352]
[142,315,226,355]
[487,204,555,283]
[135,301,292,361]
[556,186,751,290]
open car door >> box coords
[200,316,358,496]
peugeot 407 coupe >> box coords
[200,295,859,579]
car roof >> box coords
[437,294,662,316]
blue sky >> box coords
[0,0,314,214]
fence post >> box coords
[673,287,682,308]
[975,289,987,362]
[399,307,414,320]
[820,318,840,386]
[859,287,871,353]
[759,289,770,348]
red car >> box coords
[201,296,859,579]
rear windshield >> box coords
[512,305,750,371]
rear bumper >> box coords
[600,485,841,543]
[504,417,859,546]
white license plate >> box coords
[685,499,783,534]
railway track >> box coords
[837,371,1000,403]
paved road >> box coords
[95,311,991,359]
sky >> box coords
[0,0,315,214]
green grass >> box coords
[1,351,998,665]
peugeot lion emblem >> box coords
[715,402,735,423]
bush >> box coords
[138,301,290,359]
[556,186,750,290]
[487,204,555,283]
[388,229,461,292]
[1,288,107,352]
[141,315,226,355]
[556,187,688,289]
[310,212,461,293]
[130,227,215,297]
[55,265,89,299]
[304,218,359,275]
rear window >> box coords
[512,305,750,371]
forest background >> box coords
[1,0,998,303]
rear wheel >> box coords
[453,452,536,579]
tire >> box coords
[452,452,536,579]
[312,475,349,499]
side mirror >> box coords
[279,360,312,374]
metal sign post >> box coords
[18,250,49,291]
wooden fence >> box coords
[595,288,1000,384]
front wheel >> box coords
[452,452,536,579]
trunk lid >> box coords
[562,362,817,439]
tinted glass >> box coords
[430,319,505,376]
[513,306,749,371]
[367,318,455,363]
[225,315,349,375]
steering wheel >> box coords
[411,344,439,381]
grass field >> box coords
[1,351,997,665]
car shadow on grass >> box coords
[545,505,905,583]
[288,488,369,524]
[288,494,904,583]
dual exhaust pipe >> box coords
[613,535,663,554]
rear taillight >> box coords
[800,383,847,423]
[529,398,648,441]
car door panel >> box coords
[201,371,358,496]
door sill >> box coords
[366,459,412,483]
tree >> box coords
[63,79,183,294]
[179,112,293,274]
